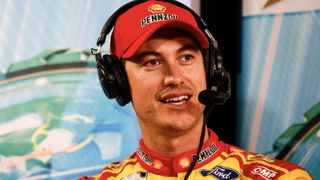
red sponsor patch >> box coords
[244,163,284,180]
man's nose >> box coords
[163,61,185,86]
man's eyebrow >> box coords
[131,44,200,61]
[134,51,161,60]
[177,44,200,53]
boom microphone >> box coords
[198,89,217,105]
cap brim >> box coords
[121,21,209,59]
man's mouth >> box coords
[161,95,190,105]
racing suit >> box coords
[80,129,312,179]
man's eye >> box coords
[181,54,194,62]
[143,59,161,67]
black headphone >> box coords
[92,0,231,106]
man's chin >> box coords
[160,115,198,131]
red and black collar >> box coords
[136,129,226,176]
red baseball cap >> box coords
[110,0,209,59]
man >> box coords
[81,0,312,179]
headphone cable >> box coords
[183,106,213,180]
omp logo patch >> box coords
[200,166,239,179]
[251,166,277,180]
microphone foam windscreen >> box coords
[198,90,216,105]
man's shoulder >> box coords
[227,147,302,170]
[224,147,312,179]
[107,154,138,171]
[79,153,141,180]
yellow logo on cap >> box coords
[148,4,166,13]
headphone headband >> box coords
[97,0,148,46]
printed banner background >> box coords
[238,0,320,178]
[0,1,140,179]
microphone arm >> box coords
[183,90,215,180]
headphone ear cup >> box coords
[212,70,231,105]
[97,54,131,106]
[208,46,231,105]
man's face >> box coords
[125,29,207,134]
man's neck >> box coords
[140,124,209,157]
